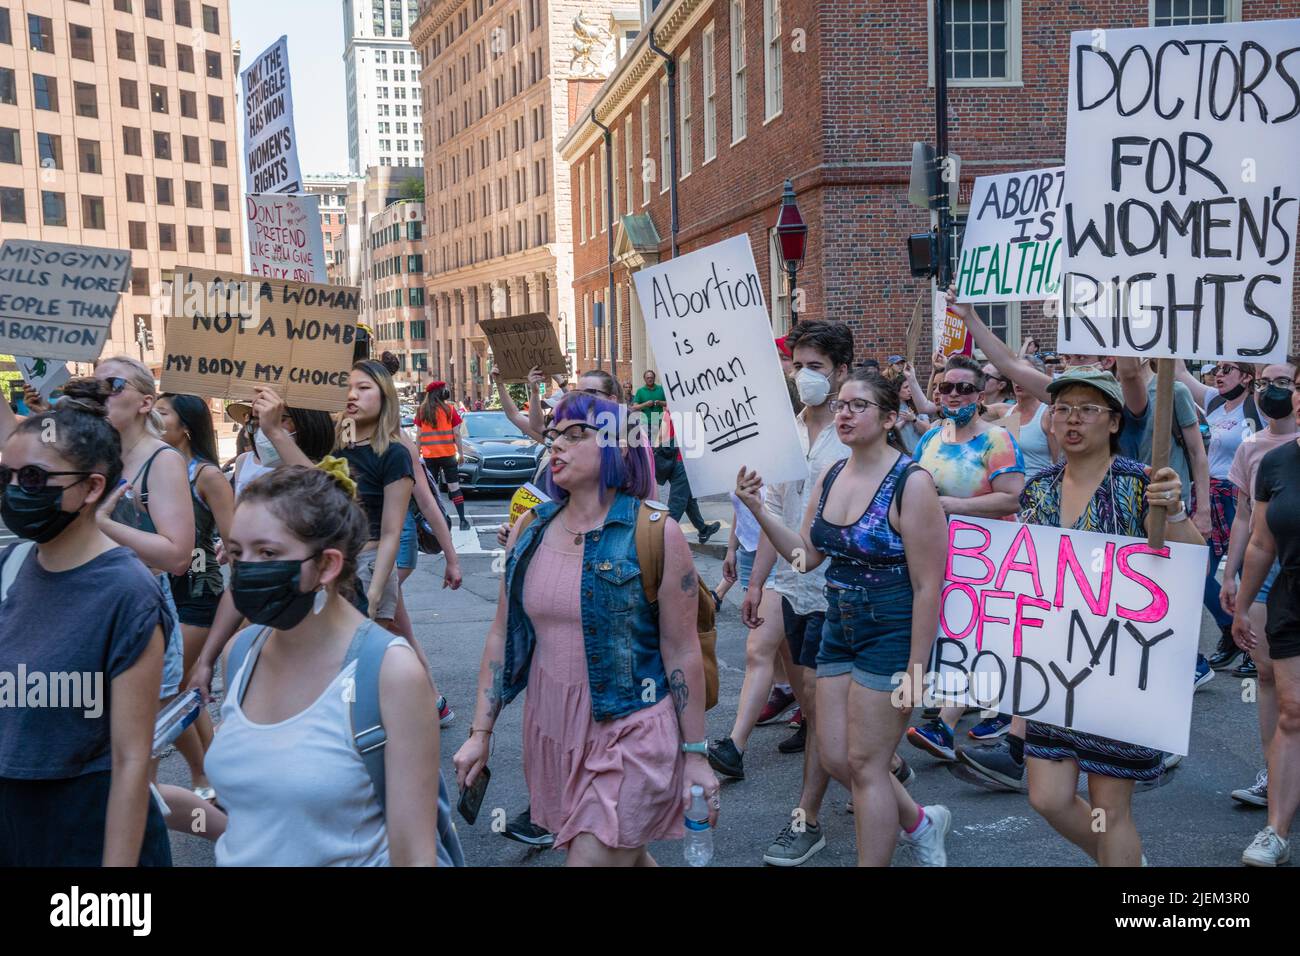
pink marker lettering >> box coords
[994,523,1045,598]
[1115,543,1171,623]
[1013,594,1051,657]
[946,520,996,586]
[939,582,980,641]
[976,589,1013,652]
[1054,535,1114,616]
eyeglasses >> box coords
[1255,378,1296,392]
[829,398,881,415]
[1050,403,1111,423]
[577,387,613,399]
[1213,364,1246,377]
[542,422,601,445]
[936,382,981,396]
[0,464,99,494]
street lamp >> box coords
[774,179,808,324]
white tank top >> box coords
[232,453,275,499]
[1002,402,1053,479]
[205,628,407,867]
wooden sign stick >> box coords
[1147,358,1176,550]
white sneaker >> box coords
[1230,768,1269,808]
[900,805,951,867]
[1242,826,1290,867]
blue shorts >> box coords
[1257,560,1281,604]
[397,511,418,570]
[782,597,824,669]
[735,546,774,591]
[817,581,914,692]
[156,574,185,699]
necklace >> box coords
[558,514,599,545]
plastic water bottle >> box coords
[152,689,202,757]
[683,785,713,867]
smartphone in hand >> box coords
[457,765,491,825]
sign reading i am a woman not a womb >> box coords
[631,235,805,498]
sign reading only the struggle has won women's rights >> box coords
[631,235,805,498]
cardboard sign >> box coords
[933,289,974,359]
[630,234,806,498]
[0,241,130,362]
[930,516,1205,754]
[509,481,550,526]
[246,194,327,283]
[1060,20,1300,363]
[15,355,70,400]
[241,36,302,195]
[162,267,360,411]
[957,167,1065,302]
[480,314,566,382]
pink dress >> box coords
[521,538,685,851]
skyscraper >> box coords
[342,0,426,174]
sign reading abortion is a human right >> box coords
[1060,20,1300,364]
[630,235,805,498]
[956,167,1064,303]
[930,516,1205,755]
[241,36,302,196]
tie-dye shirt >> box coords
[914,423,1024,509]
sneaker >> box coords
[892,755,916,788]
[1231,768,1269,808]
[968,714,1012,740]
[697,521,722,545]
[437,696,455,728]
[756,686,797,726]
[957,739,1026,792]
[1208,627,1242,670]
[899,805,951,866]
[1160,751,1183,771]
[787,706,803,729]
[707,737,745,779]
[1242,826,1291,867]
[906,719,956,762]
[458,517,472,532]
[778,718,806,754]
[709,588,722,612]
[1194,655,1215,692]
[502,808,555,848]
[762,820,827,866]
[1233,655,1257,679]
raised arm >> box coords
[251,386,313,468]
[491,366,546,443]
[946,288,1052,404]
[735,466,826,571]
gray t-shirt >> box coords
[0,545,172,779]
[1120,377,1199,507]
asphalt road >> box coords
[152,490,1278,868]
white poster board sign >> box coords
[1059,20,1300,363]
[241,36,303,196]
[630,235,805,497]
[15,355,70,400]
[246,194,327,283]
[931,516,1205,755]
[956,167,1065,302]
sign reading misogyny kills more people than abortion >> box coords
[630,234,805,498]
[1060,20,1300,364]
[246,194,327,283]
[956,167,1065,302]
[928,516,1204,754]
[241,36,302,196]
[0,240,130,362]
[162,267,360,411]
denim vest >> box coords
[502,492,667,722]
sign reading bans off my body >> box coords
[1060,19,1300,364]
[162,267,359,411]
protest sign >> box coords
[246,194,327,283]
[15,355,70,400]
[630,234,805,498]
[929,516,1204,754]
[933,289,974,359]
[1060,20,1300,364]
[479,314,566,382]
[0,241,130,362]
[162,267,359,411]
[241,36,302,196]
[509,481,550,527]
[956,167,1065,302]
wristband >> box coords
[1166,506,1189,523]
[681,741,708,755]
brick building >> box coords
[0,0,245,366]
[559,0,1300,388]
[368,196,431,388]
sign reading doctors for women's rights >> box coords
[630,234,805,498]
[241,36,302,196]
[1060,20,1300,364]
[246,194,327,283]
[956,167,1065,302]
[930,516,1204,755]
[0,240,130,362]
[162,268,359,411]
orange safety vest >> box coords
[418,407,458,458]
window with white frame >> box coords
[579,163,587,242]
[679,50,692,178]
[641,95,652,205]
[659,77,670,194]
[763,0,782,120]
[929,0,1022,87]
[731,1,747,143]
[590,154,599,234]
[612,131,620,218]
[600,143,608,232]
[703,24,717,162]
[624,115,635,215]
[1150,0,1237,25]
[768,227,790,334]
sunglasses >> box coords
[542,422,602,444]
[937,382,981,396]
[103,376,130,395]
[0,464,99,494]
[577,387,613,399]
[1213,364,1246,376]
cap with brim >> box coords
[224,401,252,425]
[888,355,905,364]
[1045,368,1123,411]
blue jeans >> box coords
[1203,491,1235,631]
[397,511,418,570]
[817,580,915,692]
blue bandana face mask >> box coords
[942,402,979,428]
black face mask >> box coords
[1221,383,1248,401]
[1259,386,1296,421]
[230,556,320,629]
[1,483,86,544]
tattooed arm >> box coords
[655,518,706,743]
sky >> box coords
[229,0,351,174]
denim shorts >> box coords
[735,546,774,591]
[782,597,824,669]
[156,574,185,699]
[817,580,914,692]
[397,511,418,570]
[356,549,400,620]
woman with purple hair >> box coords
[455,391,719,865]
